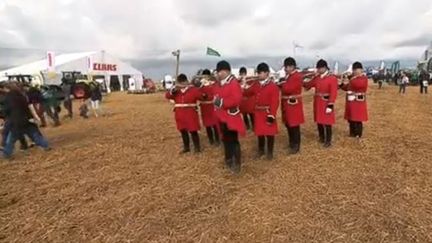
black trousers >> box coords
[205,126,220,145]
[399,84,406,94]
[63,99,73,117]
[220,123,240,162]
[317,124,332,144]
[349,121,363,138]
[243,113,254,130]
[286,125,301,150]
[378,81,383,89]
[44,105,60,126]
[180,130,200,152]
[420,85,428,94]
[257,135,275,155]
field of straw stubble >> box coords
[1,83,431,242]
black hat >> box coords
[352,62,363,70]
[256,62,270,73]
[176,74,188,83]
[284,57,297,67]
[202,69,211,75]
[239,67,247,75]
[216,60,231,72]
[316,59,329,69]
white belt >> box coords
[281,95,302,99]
[347,92,366,102]
[174,103,197,108]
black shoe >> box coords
[194,147,201,153]
[230,158,241,174]
[289,146,300,155]
[266,153,273,161]
[323,142,332,148]
[225,158,233,169]
[256,151,265,159]
[214,141,221,147]
[180,148,191,154]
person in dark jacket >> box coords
[90,82,103,117]
[0,83,50,159]
[419,70,430,94]
[0,84,29,151]
[23,84,47,127]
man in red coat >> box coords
[239,67,256,131]
[165,74,202,154]
[340,62,368,138]
[198,69,220,146]
[280,57,305,154]
[304,59,338,148]
[253,63,280,160]
[214,60,246,174]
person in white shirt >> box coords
[399,72,409,94]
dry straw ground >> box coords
[0,84,431,242]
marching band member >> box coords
[253,63,280,160]
[214,61,246,174]
[304,59,338,148]
[198,69,220,146]
[165,74,202,154]
[340,62,368,138]
[280,57,305,154]
[239,67,257,131]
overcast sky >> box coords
[1,0,431,78]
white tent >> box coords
[0,50,143,92]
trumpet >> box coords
[241,75,259,81]
[174,83,192,89]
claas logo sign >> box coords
[93,63,117,71]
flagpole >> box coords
[172,49,180,78]
[176,50,180,78]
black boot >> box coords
[249,114,255,131]
[191,132,201,153]
[289,126,301,154]
[318,124,325,143]
[243,114,251,131]
[256,136,265,158]
[266,136,274,160]
[213,126,220,146]
[349,121,355,137]
[355,122,363,138]
[323,125,332,148]
[223,141,233,168]
[180,130,190,154]
[231,142,241,174]
[206,127,214,145]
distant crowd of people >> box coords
[0,75,104,159]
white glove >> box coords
[325,107,333,114]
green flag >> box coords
[206,47,221,57]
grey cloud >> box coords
[175,0,253,26]
[0,0,430,79]
[393,34,432,48]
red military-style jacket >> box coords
[199,83,218,127]
[240,80,260,114]
[165,86,201,132]
[304,72,338,125]
[341,74,368,122]
[253,79,280,136]
[213,75,246,136]
[280,70,305,127]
